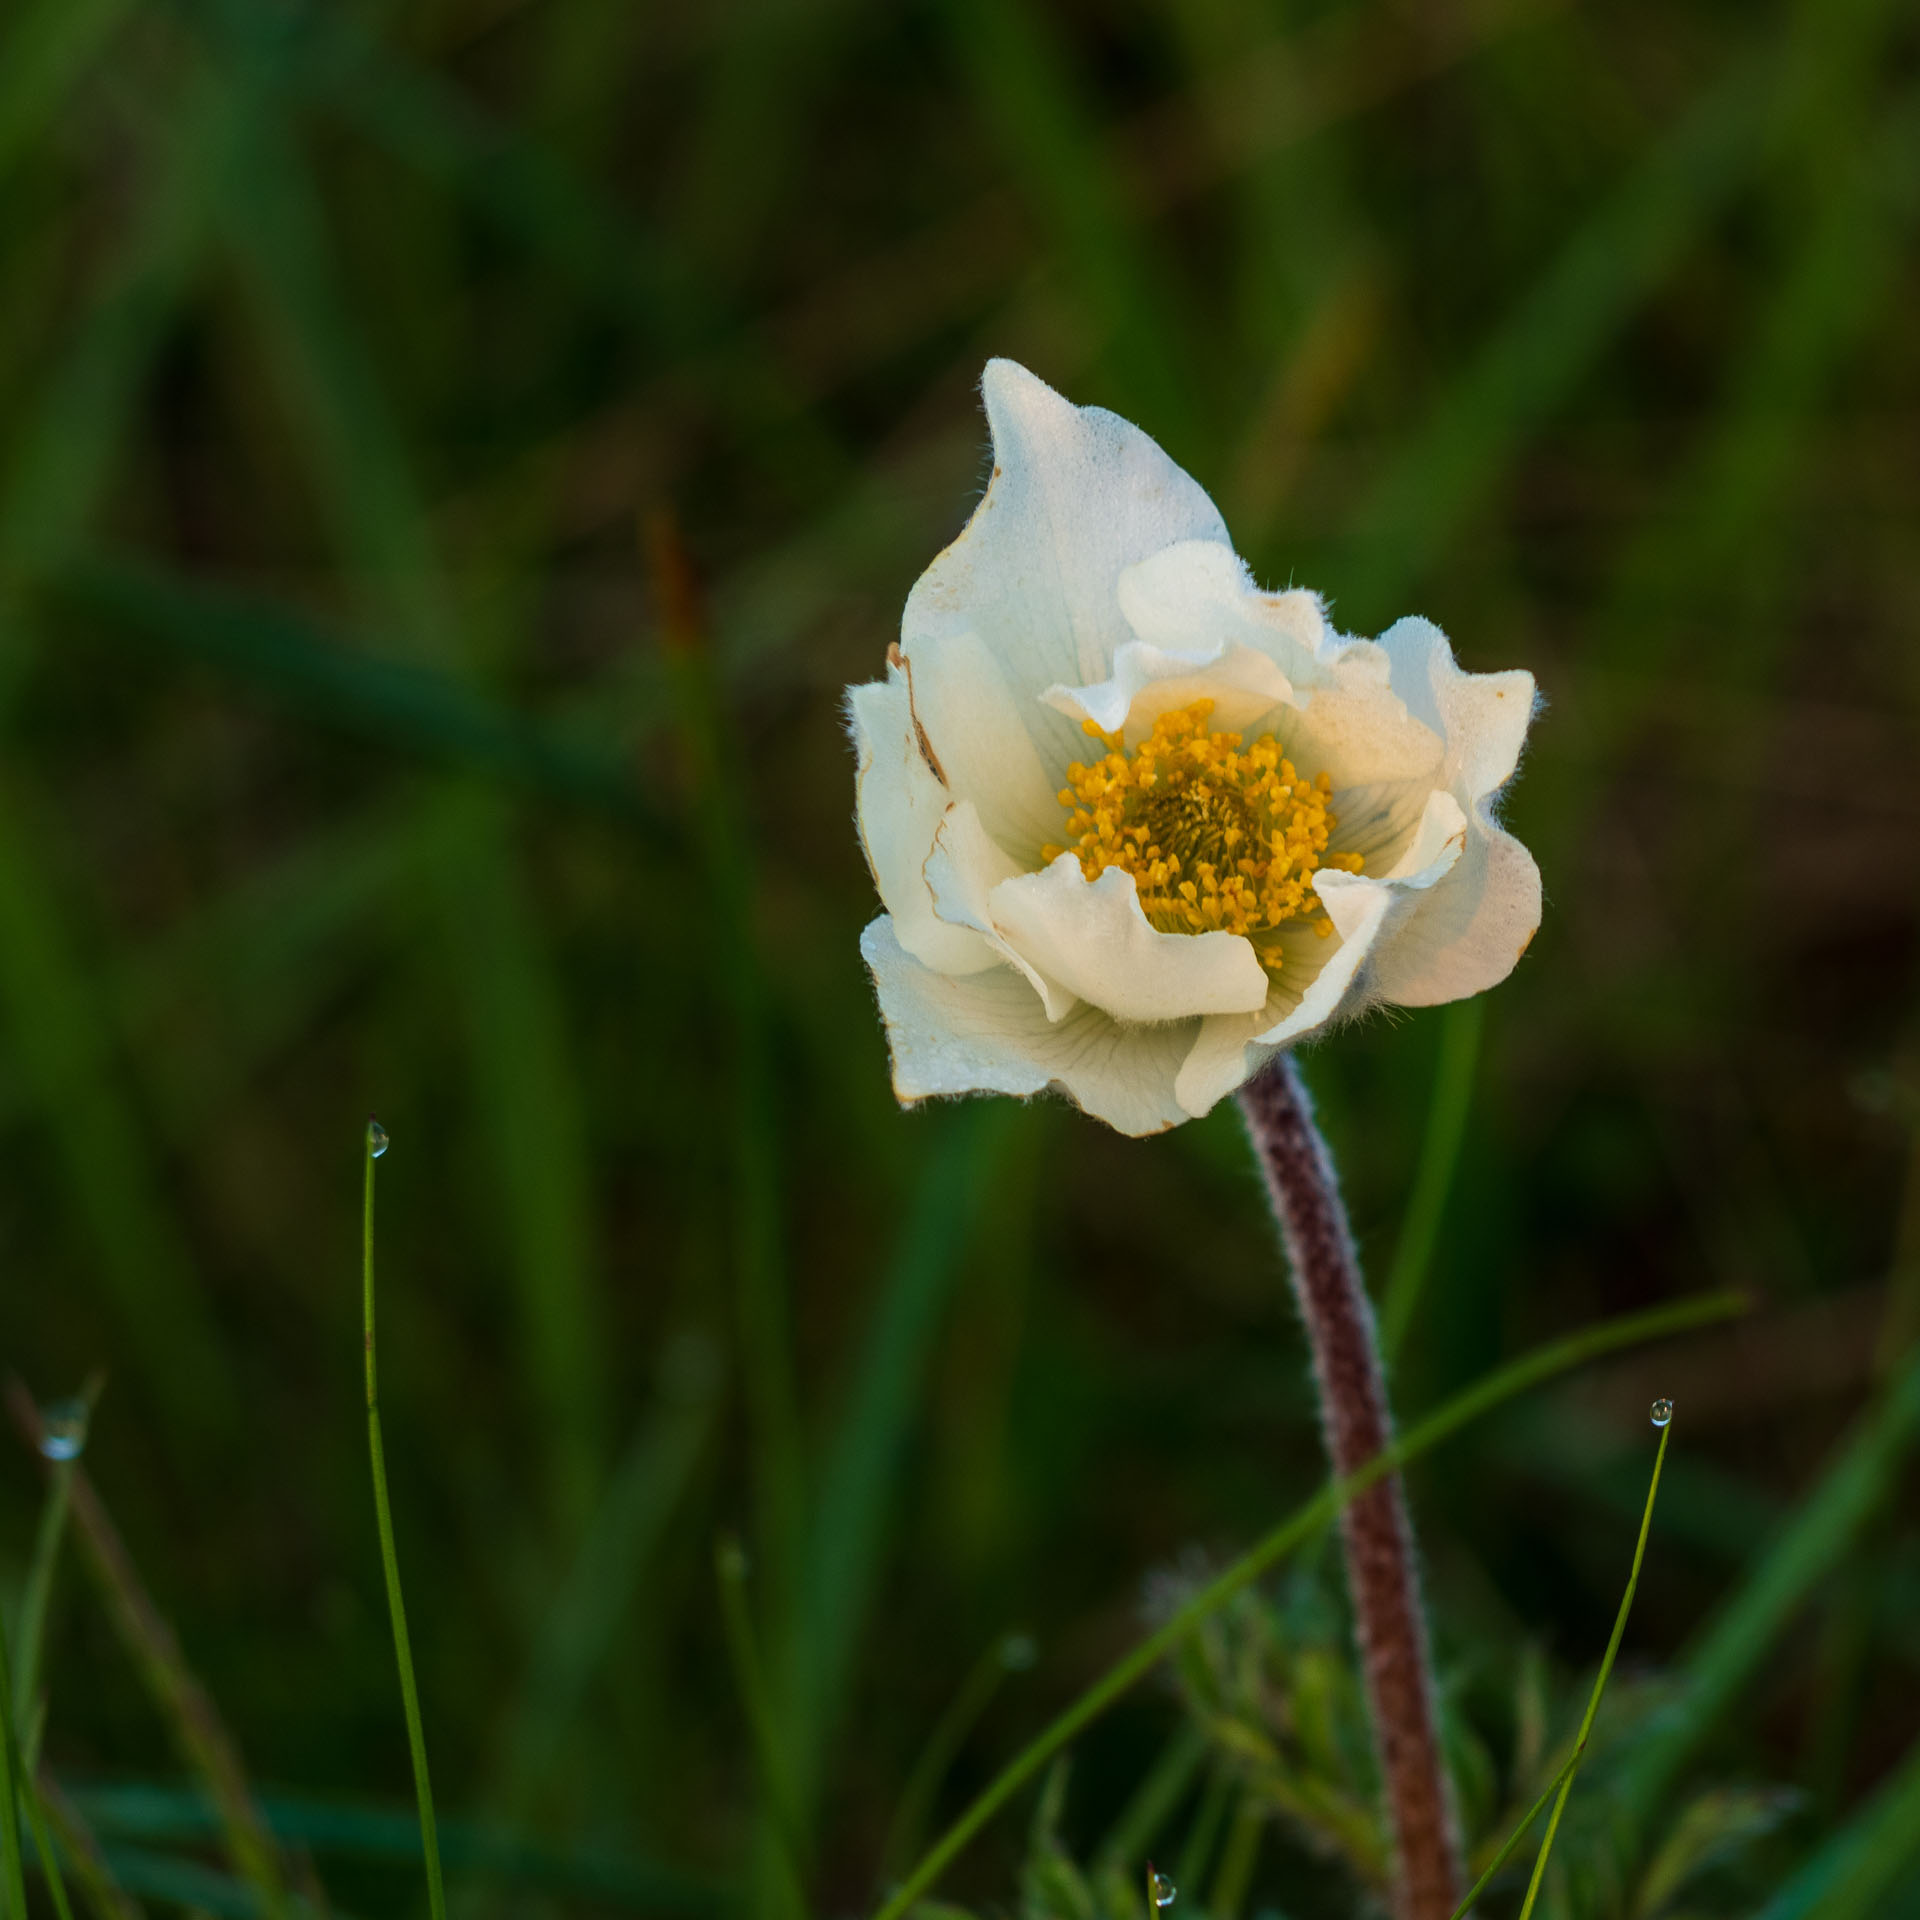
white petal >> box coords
[847,664,998,976]
[1284,641,1446,794]
[1040,542,1342,744]
[925,802,1078,1020]
[900,361,1230,793]
[1170,819,1467,1117]
[1378,788,1470,882]
[1042,637,1294,743]
[862,916,1196,1137]
[1366,815,1541,1006]
[1366,616,1542,1004]
[897,629,1064,862]
[987,856,1271,1023]
[1378,616,1534,794]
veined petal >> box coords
[1041,637,1293,743]
[1171,826,1465,1116]
[925,801,1079,1021]
[988,856,1271,1023]
[862,916,1195,1136]
[1378,615,1535,795]
[898,629,1063,862]
[1366,616,1542,1004]
[900,360,1230,789]
[1116,540,1334,702]
[1367,815,1541,1006]
[847,665,998,976]
[1039,542,1342,744]
[1283,641,1445,795]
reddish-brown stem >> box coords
[1238,1054,1462,1920]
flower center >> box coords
[1042,699,1363,969]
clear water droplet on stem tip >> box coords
[39,1396,89,1463]
[367,1119,389,1159]
[1150,1871,1176,1909]
[1650,1397,1674,1428]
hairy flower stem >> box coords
[1239,1054,1462,1920]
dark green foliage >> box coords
[3,0,1919,1915]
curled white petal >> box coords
[900,360,1230,794]
[895,630,1062,863]
[987,857,1271,1023]
[849,361,1545,1134]
[862,916,1196,1136]
[1042,637,1293,743]
[1366,617,1541,1004]
[924,802,1078,1020]
[1041,541,1341,743]
[1171,813,1466,1117]
[846,663,997,976]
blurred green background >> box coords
[4,0,1920,1913]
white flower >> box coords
[849,361,1540,1137]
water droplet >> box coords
[39,1397,89,1463]
[1650,1397,1674,1429]
[367,1119,389,1159]
[1149,1871,1177,1909]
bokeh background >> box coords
[5,0,1920,1913]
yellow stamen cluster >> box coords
[1042,699,1364,971]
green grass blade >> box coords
[1619,1348,1920,1822]
[0,75,230,1444]
[362,1124,447,1920]
[1093,1722,1208,1877]
[35,1776,145,1920]
[652,517,805,1601]
[80,1848,319,1920]
[787,1105,1012,1812]
[874,1290,1745,1917]
[4,1390,288,1920]
[207,49,611,1531]
[51,554,668,837]
[13,1379,96,1747]
[0,792,234,1438]
[1381,1001,1482,1362]
[500,1339,721,1817]
[66,1785,727,1913]
[1513,1416,1673,1920]
[0,1609,32,1920]
[272,6,844,499]
[1342,37,1784,618]
[0,0,131,182]
[0,1567,76,1920]
[939,0,1196,445]
[1751,1731,1920,1920]
[884,1633,1040,1882]
[1448,1753,1579,1920]
[715,1538,809,1919]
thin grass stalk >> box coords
[1,1382,287,1920]
[1446,1755,1576,1920]
[884,1632,1033,1880]
[1239,1054,1458,1920]
[362,1123,447,1920]
[648,511,804,1601]
[714,1537,810,1919]
[1380,1003,1481,1362]
[1514,1416,1673,1920]
[14,1377,99,1757]
[871,1289,1743,1918]
[0,1616,30,1920]
[34,1774,146,1920]
[0,1607,73,1920]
